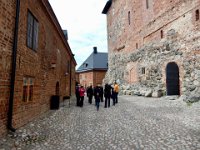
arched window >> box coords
[136,43,138,49]
[161,30,164,39]
[128,11,131,25]
[196,9,199,21]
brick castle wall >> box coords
[104,0,200,97]
[79,70,107,88]
[0,0,16,136]
[0,0,76,136]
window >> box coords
[23,77,34,102]
[84,63,88,68]
[161,30,164,39]
[136,43,138,49]
[196,9,199,21]
[27,11,39,50]
[146,0,149,9]
[142,67,145,74]
[128,11,131,25]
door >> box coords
[166,62,180,95]
[56,82,59,95]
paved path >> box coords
[0,96,200,150]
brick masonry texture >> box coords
[79,70,107,88]
[0,0,76,136]
[103,0,200,100]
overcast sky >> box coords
[49,0,108,69]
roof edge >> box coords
[76,68,108,73]
[102,0,112,14]
[41,0,77,65]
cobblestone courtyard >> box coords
[0,96,200,150]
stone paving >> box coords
[0,95,200,150]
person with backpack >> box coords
[94,85,101,111]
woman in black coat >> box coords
[104,83,112,108]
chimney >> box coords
[63,30,68,40]
[93,47,97,54]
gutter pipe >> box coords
[7,0,20,132]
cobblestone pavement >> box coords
[0,96,200,150]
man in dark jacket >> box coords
[87,85,93,104]
[99,85,104,102]
[104,83,112,108]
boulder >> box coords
[145,90,152,97]
[152,90,163,98]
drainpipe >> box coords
[7,0,20,132]
[69,57,72,96]
[69,54,75,96]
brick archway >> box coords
[56,82,59,95]
[166,62,180,95]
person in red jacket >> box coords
[79,85,85,107]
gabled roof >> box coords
[77,50,108,73]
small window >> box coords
[84,63,88,68]
[27,11,39,51]
[161,30,164,39]
[146,0,149,9]
[128,11,131,25]
[142,67,145,74]
[23,77,34,102]
[196,9,199,21]
[136,43,138,49]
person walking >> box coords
[104,83,111,108]
[111,85,115,106]
[79,85,85,107]
[113,82,119,104]
[87,85,93,104]
[99,85,104,102]
[94,85,101,111]
[75,84,80,106]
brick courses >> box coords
[0,0,76,136]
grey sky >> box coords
[49,0,108,69]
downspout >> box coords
[8,0,20,132]
[69,58,72,96]
[69,54,74,96]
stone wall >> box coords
[104,30,200,100]
[104,0,200,101]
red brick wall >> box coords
[79,71,93,88]
[93,71,107,87]
[79,70,107,88]
[107,0,200,52]
[0,0,76,136]
[0,0,16,136]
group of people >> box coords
[75,82,119,111]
